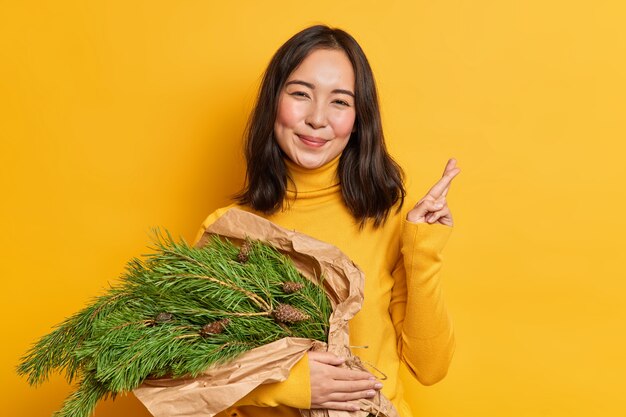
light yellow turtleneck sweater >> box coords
[195,156,455,417]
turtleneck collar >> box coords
[284,155,341,197]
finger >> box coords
[415,195,433,206]
[442,158,457,176]
[417,191,448,206]
[316,401,361,412]
[427,207,450,224]
[426,167,460,199]
[441,158,459,197]
[328,389,377,402]
[326,366,375,381]
[329,378,382,393]
[420,196,446,213]
[308,351,345,366]
[407,199,445,222]
[433,211,453,226]
[424,197,448,223]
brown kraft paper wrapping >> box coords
[133,208,399,417]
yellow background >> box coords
[2,1,625,416]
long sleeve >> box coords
[193,207,311,411]
[233,353,311,408]
[388,220,455,386]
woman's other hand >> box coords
[308,351,383,411]
[406,158,460,226]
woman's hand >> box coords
[308,351,383,412]
[406,158,460,226]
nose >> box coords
[305,103,328,129]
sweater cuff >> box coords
[402,220,453,254]
[235,352,311,409]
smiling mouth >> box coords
[297,134,328,148]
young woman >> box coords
[196,25,460,417]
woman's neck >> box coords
[284,155,341,194]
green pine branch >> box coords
[17,231,331,417]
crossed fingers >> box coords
[408,158,460,226]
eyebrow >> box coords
[285,80,355,97]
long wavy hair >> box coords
[235,25,405,228]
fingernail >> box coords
[434,203,443,209]
[351,405,360,411]
[366,390,376,396]
[374,383,383,389]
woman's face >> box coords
[274,48,356,170]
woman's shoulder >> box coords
[193,203,248,244]
[199,203,242,228]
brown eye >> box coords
[290,91,310,98]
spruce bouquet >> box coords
[18,209,399,417]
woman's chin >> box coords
[292,156,327,170]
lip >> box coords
[296,134,328,148]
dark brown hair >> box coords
[236,25,405,227]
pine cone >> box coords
[273,304,310,324]
[237,241,252,263]
[155,312,174,323]
[282,281,305,294]
[200,319,230,337]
